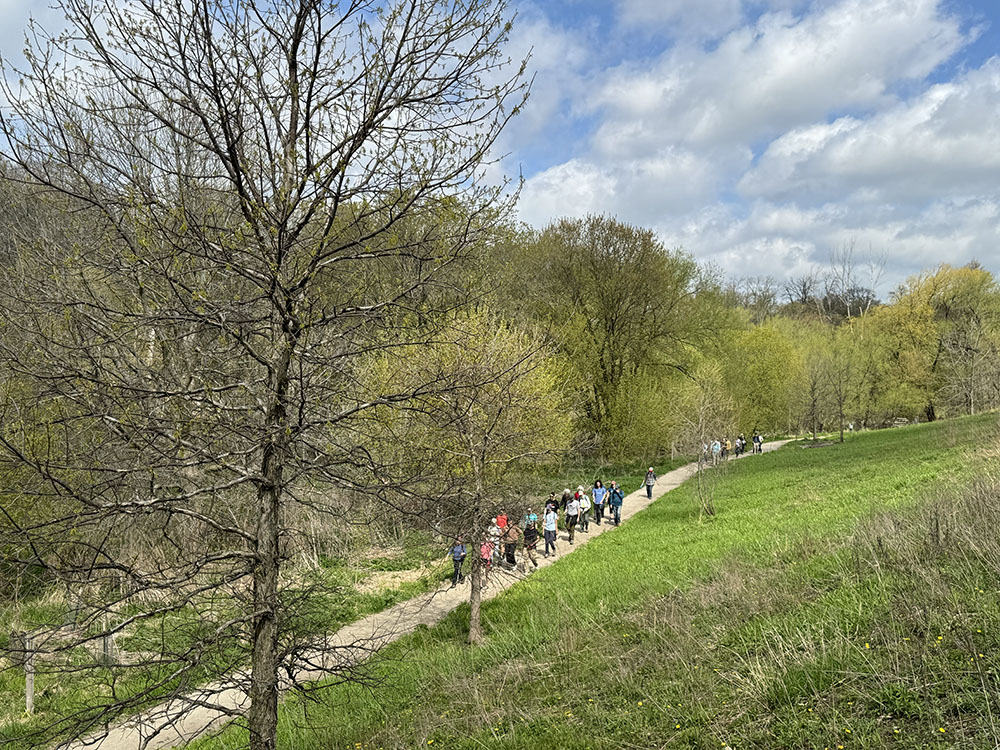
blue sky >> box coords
[492,0,1000,292]
[1,0,998,293]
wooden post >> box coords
[24,633,34,715]
[102,632,116,666]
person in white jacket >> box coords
[576,485,591,532]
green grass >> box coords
[0,549,452,748]
[187,413,998,750]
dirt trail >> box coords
[65,441,790,750]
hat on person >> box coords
[577,485,584,492]
[648,467,654,472]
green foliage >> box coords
[719,323,804,433]
[502,215,731,456]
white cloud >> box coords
[518,144,748,228]
[592,0,971,152]
[741,58,1000,203]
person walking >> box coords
[577,485,591,532]
[543,505,558,557]
[545,492,559,514]
[608,480,625,526]
[488,517,503,565]
[502,522,521,569]
[643,467,657,499]
[592,480,607,525]
[565,491,580,544]
[711,439,721,465]
[447,537,467,587]
[522,515,540,569]
[480,539,494,588]
[560,488,573,511]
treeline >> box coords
[478,215,1000,456]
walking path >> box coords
[66,442,790,750]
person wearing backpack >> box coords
[643,467,657,499]
[543,505,558,557]
[447,537,467,587]
[577,485,591,532]
[608,480,625,526]
[522,514,540,569]
[565,492,580,544]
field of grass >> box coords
[188,413,998,750]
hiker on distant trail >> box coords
[543,505,558,557]
[565,491,580,544]
[545,492,559,514]
[447,537,467,587]
[592,480,607,525]
[480,539,494,588]
[723,438,731,459]
[711,439,721,465]
[522,514,540,569]
[643,467,657,499]
[502,522,521,569]
[608,480,625,526]
[577,485,591,532]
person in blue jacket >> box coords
[447,537,467,587]
[592,480,607,525]
[608,480,625,526]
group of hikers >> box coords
[446,468,661,588]
[705,433,764,463]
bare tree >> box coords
[817,243,885,323]
[736,276,779,325]
[783,272,820,307]
[0,2,526,749]
[675,364,735,519]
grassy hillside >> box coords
[190,414,998,750]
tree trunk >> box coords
[249,341,292,750]
[468,554,483,645]
[249,479,281,750]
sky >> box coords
[1,0,998,294]
[491,0,1000,294]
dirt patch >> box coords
[356,566,429,594]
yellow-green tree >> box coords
[718,323,804,435]
[888,264,1000,420]
[369,313,572,644]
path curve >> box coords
[66,441,791,750]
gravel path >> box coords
[66,441,789,750]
